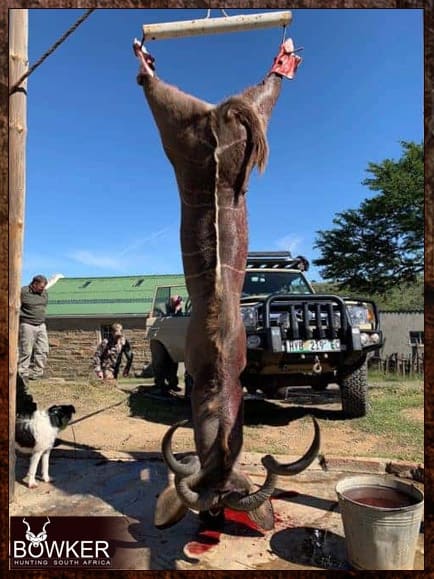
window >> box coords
[133,279,144,287]
[100,324,112,341]
[409,331,424,345]
[242,271,312,297]
[409,331,424,364]
[152,285,188,316]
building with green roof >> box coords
[47,274,185,318]
[44,273,185,380]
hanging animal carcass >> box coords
[133,32,320,531]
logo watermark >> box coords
[10,517,121,569]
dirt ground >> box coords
[26,376,423,463]
[13,377,424,571]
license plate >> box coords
[285,339,341,353]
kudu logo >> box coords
[10,516,114,569]
[23,517,50,548]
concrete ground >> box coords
[10,446,424,571]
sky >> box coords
[21,8,423,284]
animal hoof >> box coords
[133,37,155,79]
[28,481,38,488]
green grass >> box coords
[368,369,424,384]
[352,382,424,462]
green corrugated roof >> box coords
[46,274,186,317]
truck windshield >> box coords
[242,271,312,296]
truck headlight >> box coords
[361,332,381,346]
[346,304,370,327]
[370,332,381,344]
[241,307,258,329]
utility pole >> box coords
[9,8,28,502]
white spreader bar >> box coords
[142,11,292,41]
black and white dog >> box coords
[15,375,75,488]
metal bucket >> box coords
[336,475,424,570]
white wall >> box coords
[379,311,424,357]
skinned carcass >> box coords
[134,38,320,531]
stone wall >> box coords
[45,317,151,380]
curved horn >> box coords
[222,469,278,511]
[22,518,31,533]
[174,471,221,512]
[221,417,320,512]
[261,416,321,476]
[161,420,200,476]
[42,517,51,533]
[161,421,219,511]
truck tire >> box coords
[339,362,369,418]
[150,341,178,391]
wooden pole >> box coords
[9,8,28,503]
[143,11,292,41]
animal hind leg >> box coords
[133,39,156,80]
[133,38,213,143]
[236,38,301,127]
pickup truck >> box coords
[145,252,383,417]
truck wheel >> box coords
[151,341,177,390]
[339,362,369,418]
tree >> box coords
[313,141,423,294]
[312,278,423,311]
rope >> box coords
[206,8,229,18]
[71,424,77,461]
[9,8,96,95]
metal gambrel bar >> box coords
[142,11,292,41]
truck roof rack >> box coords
[246,251,309,271]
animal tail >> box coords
[206,291,224,348]
[213,97,269,194]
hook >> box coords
[313,356,322,374]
